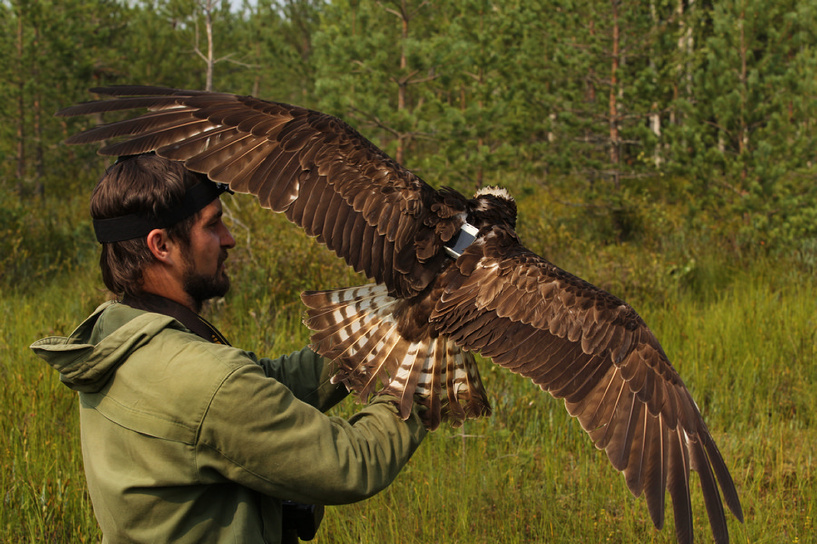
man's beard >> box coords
[183,252,230,309]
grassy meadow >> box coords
[1,177,815,543]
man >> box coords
[31,154,426,543]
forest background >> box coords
[1,0,815,542]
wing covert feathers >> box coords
[301,284,491,430]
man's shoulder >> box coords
[84,305,260,444]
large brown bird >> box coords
[58,86,743,543]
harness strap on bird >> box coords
[444,222,479,259]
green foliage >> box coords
[1,268,104,543]
[669,0,817,200]
[0,0,123,192]
[1,0,816,252]
[0,191,97,291]
[313,0,454,175]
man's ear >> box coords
[145,228,176,264]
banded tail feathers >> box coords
[301,284,491,430]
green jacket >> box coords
[31,301,426,544]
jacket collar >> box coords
[122,293,231,346]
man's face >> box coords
[181,198,236,306]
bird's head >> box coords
[470,186,517,230]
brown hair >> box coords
[90,155,206,297]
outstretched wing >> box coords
[60,86,742,544]
[58,85,465,299]
[429,225,743,544]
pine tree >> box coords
[313,0,449,170]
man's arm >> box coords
[197,359,426,505]
[252,347,349,411]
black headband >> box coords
[93,180,233,243]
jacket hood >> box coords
[31,301,178,393]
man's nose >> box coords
[221,225,236,249]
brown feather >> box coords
[667,427,694,544]
[689,436,729,544]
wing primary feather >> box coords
[56,96,183,118]
[704,434,744,523]
[606,391,640,471]
[642,412,668,529]
[667,427,693,544]
[624,401,649,498]
[588,372,628,451]
[689,437,729,544]
[69,109,198,144]
[98,118,216,156]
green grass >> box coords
[1,188,815,543]
[1,267,101,543]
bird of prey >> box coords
[58,85,743,544]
